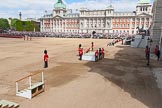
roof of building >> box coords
[54,0,66,9]
[106,5,114,9]
[67,13,80,15]
[138,0,150,4]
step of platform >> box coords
[82,51,96,61]
[0,100,19,108]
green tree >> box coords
[11,18,19,30]
[0,18,10,30]
[25,21,34,31]
[10,19,40,32]
[16,20,23,31]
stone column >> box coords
[144,17,147,29]
[41,20,43,32]
[140,18,141,28]
[56,20,58,32]
[58,19,60,32]
[50,19,52,32]
[48,19,51,32]
[53,19,54,32]
[151,0,162,55]
[160,27,162,59]
[129,18,132,35]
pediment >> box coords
[53,15,63,19]
[136,13,152,17]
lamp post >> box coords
[19,12,22,21]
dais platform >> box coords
[82,51,95,61]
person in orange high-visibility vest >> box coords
[102,48,105,59]
[79,48,83,60]
[95,50,99,62]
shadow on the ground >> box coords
[84,45,162,108]
[31,63,85,89]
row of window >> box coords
[113,24,130,28]
[80,19,111,22]
[113,18,132,22]
[45,24,79,28]
[113,30,132,33]
[86,24,111,28]
[113,23,149,28]
[114,13,134,16]
[81,11,107,15]
[44,17,150,24]
[44,23,149,28]
[136,18,150,22]
[44,19,78,23]
[43,29,79,32]
[140,7,148,12]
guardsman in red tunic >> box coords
[78,44,82,56]
[86,48,90,53]
[154,45,160,60]
[102,48,105,58]
[79,48,83,60]
[78,47,81,56]
[91,42,94,51]
[44,49,49,68]
[95,50,99,62]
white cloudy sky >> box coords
[0,0,154,19]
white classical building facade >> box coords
[40,0,152,35]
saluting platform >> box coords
[82,51,95,61]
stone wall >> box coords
[151,0,162,56]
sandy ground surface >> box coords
[0,37,162,108]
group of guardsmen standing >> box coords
[95,48,104,62]
[145,44,161,66]
[78,42,104,62]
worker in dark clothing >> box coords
[91,42,94,51]
[95,50,99,62]
[99,48,102,60]
[145,46,150,65]
[122,39,124,45]
[102,48,105,59]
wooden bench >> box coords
[0,100,19,108]
[16,72,45,99]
